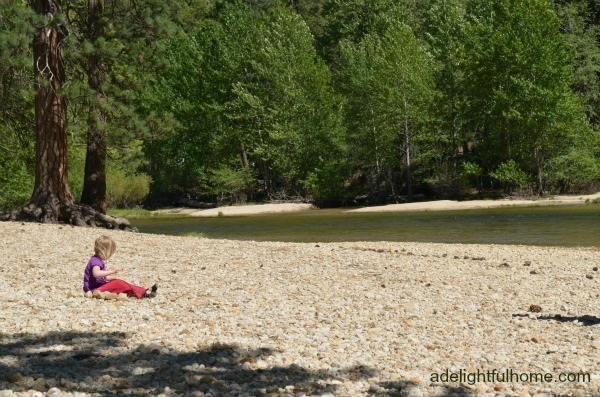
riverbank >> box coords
[149,193,600,217]
[348,192,600,213]
[153,203,315,217]
[0,221,599,396]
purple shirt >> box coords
[83,256,107,292]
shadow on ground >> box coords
[536,314,600,326]
[513,313,600,326]
[0,331,476,396]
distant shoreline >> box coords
[347,192,600,213]
[153,203,316,217]
[151,192,600,217]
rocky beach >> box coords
[0,221,599,396]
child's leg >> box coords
[97,279,147,299]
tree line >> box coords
[1,0,599,218]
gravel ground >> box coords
[0,221,599,397]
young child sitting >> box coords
[83,235,157,299]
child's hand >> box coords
[112,266,123,273]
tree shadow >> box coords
[536,314,600,326]
[374,380,475,396]
[0,330,471,396]
[512,313,600,326]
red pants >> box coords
[97,279,146,299]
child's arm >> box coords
[92,265,123,279]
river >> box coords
[131,204,600,247]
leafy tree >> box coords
[464,0,590,194]
[372,25,437,197]
[233,6,344,195]
[146,3,343,201]
[555,0,600,126]
[338,24,436,198]
[425,0,469,192]
[320,0,430,63]
[288,0,326,40]
[173,0,213,31]
[337,35,387,196]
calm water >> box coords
[132,204,600,247]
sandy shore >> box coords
[0,222,599,396]
[155,203,315,217]
[348,192,600,213]
[152,193,599,218]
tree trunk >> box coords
[29,0,74,221]
[1,0,132,230]
[403,97,413,196]
[81,125,108,212]
[534,147,544,196]
[239,141,249,168]
[81,0,108,213]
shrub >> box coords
[461,161,483,179]
[67,144,86,201]
[301,166,345,201]
[209,167,255,204]
[0,156,33,210]
[106,170,151,209]
[545,149,600,193]
[489,160,529,193]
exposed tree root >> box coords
[1,202,135,231]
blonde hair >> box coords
[94,236,116,261]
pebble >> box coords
[0,222,598,396]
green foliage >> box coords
[544,128,600,191]
[0,1,37,211]
[67,143,87,202]
[463,0,593,194]
[461,161,482,179]
[489,160,529,193]
[106,170,152,209]
[0,0,35,210]
[209,167,256,203]
[556,0,600,125]
[300,160,349,200]
[173,0,213,31]
[1,0,599,210]
[146,2,344,200]
[0,151,33,210]
[425,0,470,187]
[337,23,437,196]
[458,161,483,192]
[320,0,430,61]
[61,0,179,147]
